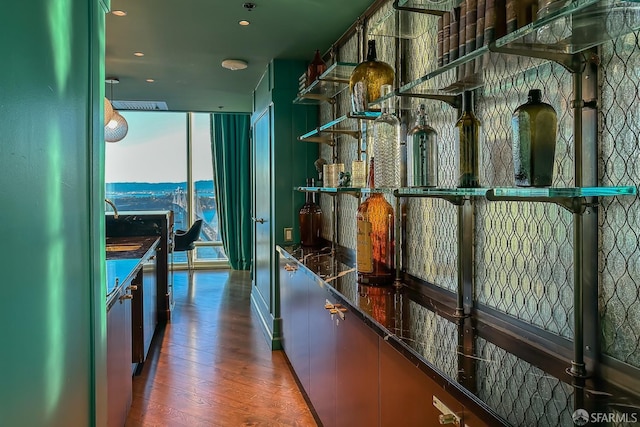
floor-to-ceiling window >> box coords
[105,111,227,267]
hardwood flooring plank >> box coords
[125,270,316,427]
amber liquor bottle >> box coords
[299,179,322,247]
[356,159,394,285]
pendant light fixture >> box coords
[104,77,129,143]
[104,97,114,125]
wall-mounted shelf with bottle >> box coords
[369,0,640,100]
[486,186,637,213]
[298,185,636,207]
[298,115,361,144]
[369,0,461,39]
[394,187,488,205]
[295,186,394,197]
[293,62,358,105]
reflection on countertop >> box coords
[106,236,159,306]
[278,245,640,427]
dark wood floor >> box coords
[125,270,317,427]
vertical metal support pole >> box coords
[331,195,337,256]
[569,59,589,378]
[458,200,474,317]
[394,195,403,288]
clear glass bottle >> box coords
[298,178,322,247]
[349,40,395,112]
[356,159,394,285]
[511,88,558,187]
[407,104,438,187]
[306,49,327,87]
[373,84,403,189]
[456,90,481,188]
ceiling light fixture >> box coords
[105,77,129,143]
[146,78,155,83]
[104,97,114,126]
[239,20,250,26]
[221,59,248,71]
[134,52,144,57]
[111,10,127,16]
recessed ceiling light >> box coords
[239,20,250,26]
[111,10,127,16]
[221,59,248,70]
[146,79,155,83]
[134,52,144,57]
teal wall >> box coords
[251,59,318,348]
[0,1,106,426]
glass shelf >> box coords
[489,186,637,198]
[369,1,463,39]
[395,187,489,205]
[293,62,358,104]
[495,0,640,55]
[296,185,636,208]
[298,115,360,144]
[298,112,381,143]
[486,186,637,213]
[391,0,640,97]
[295,186,393,195]
[396,187,489,197]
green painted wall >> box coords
[0,1,106,426]
[251,59,318,348]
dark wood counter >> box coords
[277,245,640,427]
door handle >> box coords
[119,294,133,302]
[252,217,266,224]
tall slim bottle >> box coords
[373,84,404,188]
[298,178,323,247]
[407,104,438,187]
[356,159,394,285]
[456,90,481,188]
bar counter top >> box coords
[277,245,640,426]
[106,236,159,308]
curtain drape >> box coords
[211,113,252,270]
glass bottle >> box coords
[306,49,327,87]
[456,90,481,188]
[511,88,558,187]
[373,84,403,189]
[298,178,322,247]
[407,104,438,187]
[349,40,395,112]
[356,158,394,285]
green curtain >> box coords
[211,113,252,270]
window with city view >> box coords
[105,111,227,266]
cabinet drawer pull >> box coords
[438,414,459,425]
[119,294,133,302]
[127,285,138,291]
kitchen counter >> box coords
[106,236,159,309]
[277,245,640,426]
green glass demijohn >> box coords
[511,89,558,187]
[349,40,395,113]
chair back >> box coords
[174,219,203,251]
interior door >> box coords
[252,107,272,310]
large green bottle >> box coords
[349,40,395,113]
[511,89,558,187]
[456,91,481,188]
